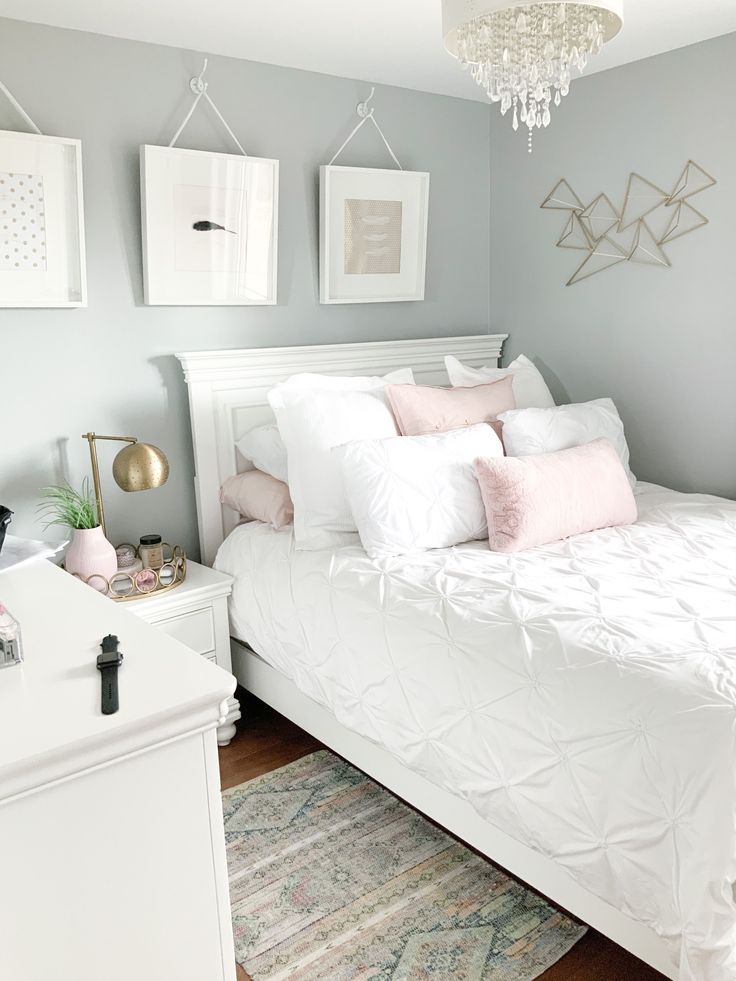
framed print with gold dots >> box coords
[0,130,87,308]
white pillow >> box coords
[445,354,555,408]
[498,398,636,486]
[268,369,414,549]
[335,424,503,558]
[235,424,288,483]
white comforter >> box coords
[215,483,736,980]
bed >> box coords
[178,335,736,981]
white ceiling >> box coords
[1,0,735,102]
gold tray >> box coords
[69,543,187,602]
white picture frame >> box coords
[140,145,279,306]
[0,129,87,308]
[320,165,429,304]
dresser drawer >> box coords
[148,606,215,656]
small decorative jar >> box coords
[139,534,164,571]
[0,603,23,669]
[116,544,143,576]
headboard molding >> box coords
[177,334,507,564]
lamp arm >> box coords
[81,433,137,537]
[82,435,138,444]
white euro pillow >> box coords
[235,424,288,483]
[498,398,636,486]
[335,424,504,558]
[268,369,414,550]
[445,354,555,409]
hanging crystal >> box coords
[448,2,621,151]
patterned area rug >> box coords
[223,751,585,980]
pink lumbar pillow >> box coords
[220,470,293,530]
[386,375,515,437]
[474,437,637,553]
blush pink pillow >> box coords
[474,437,637,553]
[220,470,293,530]
[386,376,515,437]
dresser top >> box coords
[0,561,235,801]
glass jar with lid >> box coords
[139,534,164,571]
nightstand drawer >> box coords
[149,607,215,656]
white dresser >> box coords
[0,561,237,981]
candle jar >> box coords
[0,603,23,669]
[139,534,164,571]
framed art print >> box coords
[320,165,429,304]
[140,145,279,305]
[0,130,87,308]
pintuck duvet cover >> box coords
[215,482,736,981]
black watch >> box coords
[97,634,124,715]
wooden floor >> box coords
[220,690,665,981]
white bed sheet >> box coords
[215,482,736,981]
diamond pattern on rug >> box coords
[393,927,495,979]
[223,751,586,980]
[225,788,314,833]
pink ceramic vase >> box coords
[65,526,117,589]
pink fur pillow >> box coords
[474,437,637,553]
[386,376,515,437]
[220,470,293,530]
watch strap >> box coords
[100,663,120,715]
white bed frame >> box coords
[177,335,676,981]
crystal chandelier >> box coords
[442,1,623,151]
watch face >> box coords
[97,652,123,668]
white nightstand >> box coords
[126,560,241,746]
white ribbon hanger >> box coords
[0,78,43,135]
[168,59,247,156]
[329,88,403,170]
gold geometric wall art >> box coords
[660,201,709,245]
[579,193,619,241]
[541,178,585,212]
[566,235,628,286]
[666,161,716,205]
[542,160,716,287]
[628,222,670,267]
[557,212,593,251]
[618,174,669,231]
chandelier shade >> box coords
[442,0,623,55]
[441,0,624,150]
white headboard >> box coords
[177,334,507,564]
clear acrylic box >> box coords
[0,603,23,668]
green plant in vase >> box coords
[38,478,99,531]
[38,479,117,587]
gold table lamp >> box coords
[82,433,169,537]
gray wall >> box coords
[0,18,491,554]
[490,32,736,497]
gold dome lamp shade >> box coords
[82,433,170,537]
